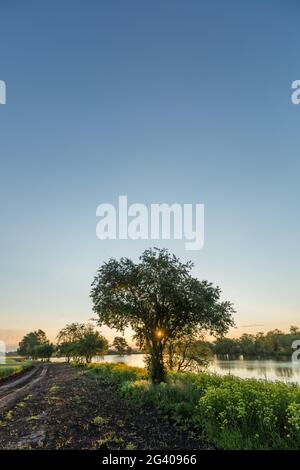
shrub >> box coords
[87,362,300,449]
[196,378,300,449]
[87,362,147,386]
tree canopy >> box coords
[18,329,52,359]
[57,323,108,363]
[91,248,235,383]
[213,327,300,359]
[112,336,130,355]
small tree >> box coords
[57,323,86,344]
[112,336,129,356]
[77,327,108,363]
[57,341,74,363]
[34,343,54,362]
[18,330,49,358]
[57,323,87,362]
[57,323,108,363]
[290,325,300,336]
[91,248,235,384]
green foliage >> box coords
[33,343,54,361]
[56,341,75,363]
[57,323,108,363]
[56,323,86,362]
[17,330,49,358]
[213,326,300,359]
[213,337,241,357]
[112,336,130,355]
[87,362,147,385]
[87,362,300,450]
[93,431,125,449]
[0,360,32,380]
[165,334,213,372]
[77,329,108,363]
[196,378,300,449]
[92,416,108,426]
[91,248,234,383]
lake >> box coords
[92,354,300,385]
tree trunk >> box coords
[149,343,166,384]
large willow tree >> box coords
[90,248,235,383]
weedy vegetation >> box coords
[0,358,32,380]
[87,362,300,450]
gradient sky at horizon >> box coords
[0,0,299,349]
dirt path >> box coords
[0,364,208,450]
[0,366,47,412]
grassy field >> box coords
[86,362,300,450]
[0,358,32,380]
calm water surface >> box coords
[92,354,300,385]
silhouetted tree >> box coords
[91,248,234,384]
[112,336,129,355]
[18,330,49,358]
[34,343,54,361]
[57,323,108,363]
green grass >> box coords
[86,362,300,450]
[0,358,32,380]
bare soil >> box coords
[0,364,209,450]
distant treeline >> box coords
[14,325,300,363]
[16,324,137,363]
[212,326,300,359]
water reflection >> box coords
[207,359,300,383]
[93,355,300,384]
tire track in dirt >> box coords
[0,364,209,450]
[0,366,47,412]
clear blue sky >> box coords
[0,0,299,347]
